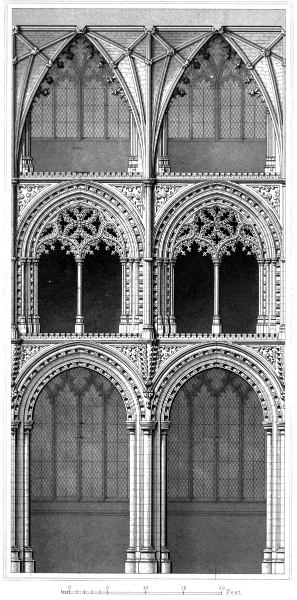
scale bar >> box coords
[61,591,222,596]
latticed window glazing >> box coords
[168,94,190,139]
[168,368,265,502]
[55,79,78,137]
[107,88,130,138]
[30,367,128,501]
[244,88,267,139]
[31,94,54,138]
[192,79,215,139]
[31,69,130,140]
[220,78,242,139]
[83,78,105,137]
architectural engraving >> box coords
[10,7,286,579]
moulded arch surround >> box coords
[16,32,143,162]
[17,182,144,260]
[153,31,281,159]
[153,343,284,424]
[12,343,145,423]
[154,182,281,261]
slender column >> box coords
[23,421,35,572]
[20,113,34,175]
[142,30,154,341]
[156,258,163,334]
[169,260,176,333]
[262,424,273,573]
[19,258,27,334]
[212,260,222,334]
[11,421,21,572]
[125,422,137,573]
[163,260,169,334]
[256,260,265,333]
[279,258,285,338]
[119,258,128,333]
[139,421,157,573]
[156,113,171,174]
[75,258,84,334]
[11,180,18,339]
[26,258,32,334]
[276,424,285,572]
[160,422,171,573]
[143,182,154,340]
[265,110,276,176]
[32,258,40,334]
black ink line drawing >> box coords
[10,3,286,577]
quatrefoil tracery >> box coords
[37,205,125,260]
[171,206,261,262]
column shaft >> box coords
[32,259,40,334]
[212,261,222,333]
[11,422,21,572]
[75,259,84,334]
[125,422,137,573]
[23,423,34,572]
[139,421,157,573]
[160,422,171,573]
[262,425,272,573]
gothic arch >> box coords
[16,31,142,161]
[154,31,281,159]
[153,343,284,423]
[12,342,144,423]
[154,182,281,261]
[17,182,144,260]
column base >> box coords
[75,317,84,335]
[22,547,35,573]
[138,547,158,574]
[32,315,40,335]
[262,549,285,574]
[160,547,172,573]
[212,317,222,334]
[142,326,155,341]
[11,546,21,573]
[18,318,27,335]
[125,548,137,573]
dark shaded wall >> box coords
[220,248,258,333]
[31,140,130,172]
[83,247,122,333]
[31,508,129,573]
[39,244,77,332]
[38,245,122,333]
[168,140,266,173]
[174,245,258,333]
[167,508,265,574]
[174,247,213,333]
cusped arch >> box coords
[154,31,281,157]
[17,182,144,260]
[154,182,281,262]
[16,31,143,162]
[153,343,284,424]
[12,342,145,423]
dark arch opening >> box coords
[220,245,258,332]
[38,241,76,332]
[83,244,122,333]
[30,367,129,572]
[174,243,213,332]
[167,367,266,574]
